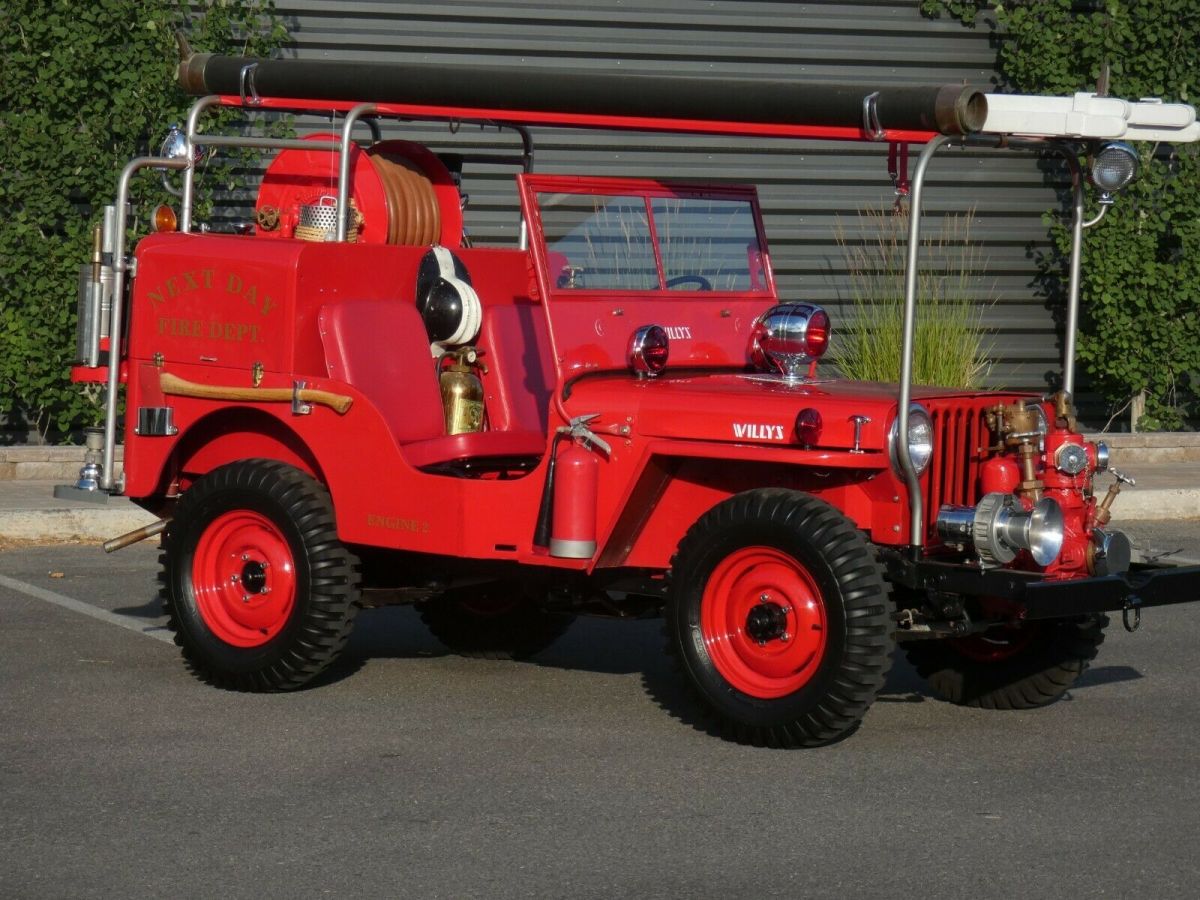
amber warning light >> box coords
[153,204,178,233]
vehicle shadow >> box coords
[228,606,1147,709]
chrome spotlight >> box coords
[748,303,830,382]
[159,124,204,197]
[1090,142,1138,204]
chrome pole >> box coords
[337,103,378,241]
[1061,152,1085,397]
[181,96,221,233]
[100,157,189,491]
[899,134,951,552]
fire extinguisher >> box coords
[534,414,612,559]
[439,347,486,434]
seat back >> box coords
[477,302,554,434]
[319,301,444,445]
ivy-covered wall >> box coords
[0,0,289,442]
[923,0,1200,430]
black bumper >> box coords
[882,552,1200,621]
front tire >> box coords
[162,459,360,691]
[667,489,893,747]
[902,615,1108,709]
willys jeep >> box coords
[61,46,1200,746]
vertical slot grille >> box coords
[924,399,992,539]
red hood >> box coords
[565,372,1022,452]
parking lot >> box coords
[2,539,1199,898]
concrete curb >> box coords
[0,491,1193,547]
[0,507,157,545]
[1110,488,1200,521]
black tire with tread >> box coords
[902,615,1108,709]
[418,584,573,660]
[162,459,360,691]
[667,488,893,748]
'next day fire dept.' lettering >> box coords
[148,268,276,343]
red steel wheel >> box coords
[192,510,297,648]
[162,460,360,692]
[699,546,827,699]
[668,489,892,748]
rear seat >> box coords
[319,299,546,470]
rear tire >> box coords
[418,583,573,659]
[162,460,360,691]
[667,489,893,747]
[902,615,1108,709]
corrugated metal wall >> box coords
[267,0,1069,393]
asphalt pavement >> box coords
[2,542,1200,898]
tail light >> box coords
[795,407,823,447]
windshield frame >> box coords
[519,174,775,301]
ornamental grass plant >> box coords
[831,206,992,389]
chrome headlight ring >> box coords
[888,403,934,478]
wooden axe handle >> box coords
[159,372,353,415]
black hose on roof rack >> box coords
[177,51,987,136]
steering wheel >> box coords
[665,274,713,291]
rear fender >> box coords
[172,408,324,490]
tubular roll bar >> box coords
[900,135,1087,550]
[99,95,539,488]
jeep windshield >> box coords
[519,175,778,377]
[523,177,773,297]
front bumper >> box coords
[882,551,1200,622]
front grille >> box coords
[921,396,1015,539]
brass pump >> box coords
[439,346,486,434]
[986,400,1043,501]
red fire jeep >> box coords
[63,50,1200,746]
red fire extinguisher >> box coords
[532,414,611,560]
[550,436,599,559]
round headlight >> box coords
[889,403,934,477]
[1091,142,1138,194]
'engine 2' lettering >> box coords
[367,514,431,534]
[732,422,786,441]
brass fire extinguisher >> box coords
[439,347,485,434]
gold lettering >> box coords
[260,294,275,316]
[182,270,199,291]
[226,272,242,295]
[165,276,180,298]
[201,268,214,289]
[147,288,165,305]
[367,514,430,533]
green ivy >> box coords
[921,0,1199,429]
[0,0,289,441]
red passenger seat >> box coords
[319,300,546,470]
